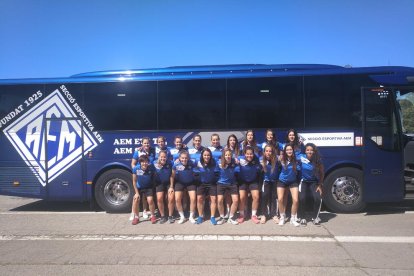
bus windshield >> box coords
[396,88,414,134]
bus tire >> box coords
[94,169,133,213]
[323,167,366,213]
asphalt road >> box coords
[0,196,413,275]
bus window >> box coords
[83,81,157,131]
[396,88,414,134]
[227,77,303,128]
[158,79,226,130]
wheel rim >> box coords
[331,176,361,205]
[103,178,130,206]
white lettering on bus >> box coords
[113,147,133,154]
[113,138,132,145]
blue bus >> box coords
[0,64,413,213]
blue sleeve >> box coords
[132,150,138,160]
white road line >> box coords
[1,234,413,243]
[0,211,105,215]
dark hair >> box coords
[243,145,255,156]
[157,136,166,143]
[138,155,149,164]
[242,130,259,154]
[265,129,277,146]
[226,134,240,157]
[142,137,151,144]
[305,143,323,179]
[262,144,277,174]
[200,148,214,167]
[280,142,297,172]
[193,134,202,141]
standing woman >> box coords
[241,130,262,157]
[208,133,224,162]
[238,147,262,224]
[216,149,240,225]
[170,135,188,162]
[188,134,205,163]
[194,148,219,225]
[285,129,304,157]
[225,134,241,159]
[154,150,175,224]
[261,129,282,153]
[170,150,197,224]
[298,143,324,226]
[277,143,301,226]
[260,144,279,224]
[155,136,172,161]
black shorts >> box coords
[239,181,260,191]
[138,187,154,198]
[216,183,239,195]
[175,182,196,192]
[277,180,298,188]
[197,183,217,197]
[155,184,168,193]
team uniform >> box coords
[278,159,301,187]
[216,161,239,196]
[188,146,205,163]
[298,154,322,222]
[260,157,280,218]
[172,160,196,192]
[238,155,262,192]
[194,159,219,197]
[208,145,223,162]
[169,146,188,163]
[132,164,155,198]
[224,145,240,159]
[155,146,172,161]
[153,160,173,193]
[132,147,156,164]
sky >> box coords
[0,0,413,79]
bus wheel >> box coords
[95,169,132,213]
[323,167,366,213]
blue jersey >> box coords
[299,154,318,182]
[188,146,205,163]
[238,156,262,183]
[279,160,301,183]
[153,160,173,185]
[132,147,156,163]
[155,146,172,161]
[194,160,219,184]
[224,145,240,159]
[240,142,262,157]
[280,142,303,158]
[173,160,195,184]
[217,161,240,185]
[260,157,279,182]
[132,164,155,189]
[169,146,188,162]
[208,145,223,162]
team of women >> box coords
[130,129,324,226]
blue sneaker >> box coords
[210,217,217,225]
[196,216,203,224]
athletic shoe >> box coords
[228,217,239,225]
[142,210,149,219]
[224,213,230,220]
[178,217,186,224]
[210,217,217,225]
[300,219,307,226]
[129,212,135,221]
[290,217,300,227]
[189,217,197,224]
[251,215,260,224]
[196,216,203,224]
[278,216,285,226]
[313,217,321,225]
[132,216,139,225]
[260,216,266,224]
[237,215,245,224]
[159,216,168,224]
[150,215,157,224]
[168,216,175,224]
[216,217,225,225]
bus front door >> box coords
[362,87,405,202]
[44,118,86,200]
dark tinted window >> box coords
[83,81,157,130]
[227,77,304,128]
[158,79,226,129]
[304,75,375,128]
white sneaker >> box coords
[313,217,321,225]
[290,217,300,227]
[216,217,225,225]
[142,210,149,219]
[178,217,186,224]
[128,212,135,221]
[278,216,286,226]
[189,217,196,224]
[228,217,239,225]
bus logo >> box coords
[3,90,98,186]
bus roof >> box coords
[1,64,414,85]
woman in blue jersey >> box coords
[188,134,204,163]
[154,150,175,224]
[216,149,240,225]
[194,148,219,225]
[170,150,197,224]
[208,133,223,162]
[298,143,324,226]
[260,144,279,224]
[130,137,155,221]
[277,143,301,226]
[155,136,172,161]
[241,130,262,157]
[261,129,282,153]
[170,135,188,162]
[285,129,304,157]
[225,134,241,159]
[237,146,262,224]
[131,155,156,225]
